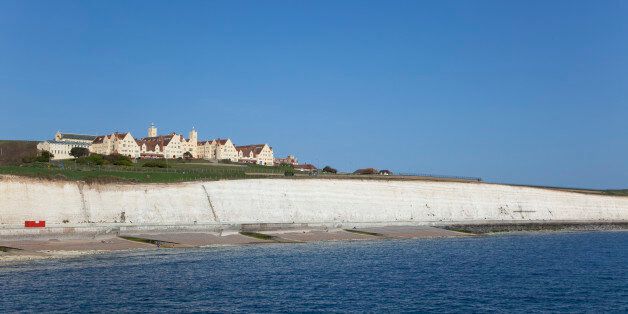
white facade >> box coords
[197,138,256,163]
[197,139,238,162]
[90,133,141,158]
[37,132,97,160]
[197,140,217,160]
[236,144,274,166]
[138,141,164,158]
[138,125,198,159]
[37,124,277,165]
[215,139,239,162]
[138,133,185,159]
[181,128,198,158]
[162,134,184,159]
[36,141,91,160]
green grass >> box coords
[242,163,294,174]
[0,163,247,183]
[0,157,299,183]
[138,159,292,174]
[603,189,628,196]
[4,156,628,195]
[0,156,301,183]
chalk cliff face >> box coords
[0,176,627,232]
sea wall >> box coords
[0,176,627,235]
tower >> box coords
[148,123,157,137]
[189,127,197,143]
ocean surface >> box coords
[0,231,626,313]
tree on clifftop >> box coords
[70,147,90,158]
[36,150,54,162]
[104,153,133,166]
[322,166,337,174]
[353,168,378,175]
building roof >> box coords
[92,132,130,144]
[198,139,216,146]
[235,144,268,157]
[114,133,129,140]
[92,135,106,144]
[42,140,91,146]
[137,134,179,151]
[58,133,97,141]
[294,164,317,170]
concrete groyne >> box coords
[1,175,627,236]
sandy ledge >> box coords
[0,226,467,265]
[1,224,625,265]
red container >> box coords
[24,220,46,228]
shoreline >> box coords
[2,223,626,266]
[441,221,628,234]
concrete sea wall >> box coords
[1,176,627,235]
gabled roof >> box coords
[114,133,129,140]
[215,139,231,145]
[235,144,268,157]
[138,134,179,152]
[92,132,131,144]
[92,135,107,144]
[198,139,216,146]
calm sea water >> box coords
[0,232,626,313]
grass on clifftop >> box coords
[0,163,246,183]
[602,189,628,196]
[0,158,295,183]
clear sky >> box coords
[1,0,626,189]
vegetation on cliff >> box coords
[0,140,38,165]
[0,158,297,183]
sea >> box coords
[0,231,626,313]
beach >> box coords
[0,226,471,264]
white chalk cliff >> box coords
[1,176,627,234]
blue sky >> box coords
[1,0,626,189]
